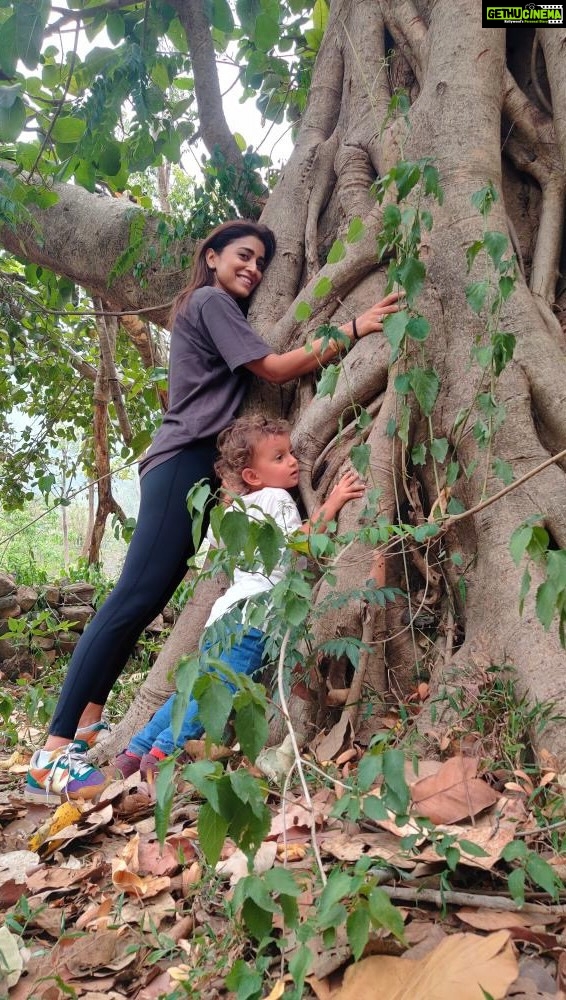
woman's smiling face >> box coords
[206,236,267,299]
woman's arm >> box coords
[246,291,402,385]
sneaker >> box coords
[113,750,142,779]
[140,749,167,782]
[25,742,108,804]
[75,720,111,748]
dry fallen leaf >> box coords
[216,841,277,885]
[334,930,518,1000]
[0,925,24,990]
[111,857,171,897]
[456,907,559,931]
[411,756,499,824]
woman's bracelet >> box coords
[352,317,360,341]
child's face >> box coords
[243,433,300,491]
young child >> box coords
[113,413,365,779]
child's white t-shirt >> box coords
[205,487,302,626]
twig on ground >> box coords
[380,884,566,914]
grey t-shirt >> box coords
[139,287,272,476]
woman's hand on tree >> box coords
[356,289,404,337]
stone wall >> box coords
[0,572,174,678]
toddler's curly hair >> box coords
[215,414,291,495]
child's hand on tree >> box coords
[307,470,366,532]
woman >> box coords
[26,219,401,802]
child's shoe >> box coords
[25,742,108,804]
[140,748,168,781]
[113,749,142,779]
[75,720,111,748]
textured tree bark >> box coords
[2,0,566,762]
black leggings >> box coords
[49,442,217,740]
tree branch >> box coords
[167,0,266,216]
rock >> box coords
[162,605,175,624]
[43,586,60,607]
[0,652,35,679]
[61,605,95,631]
[56,631,81,654]
[0,573,16,598]
[16,586,39,612]
[0,638,17,661]
[60,582,96,606]
[146,614,164,633]
[37,648,57,665]
[33,635,55,651]
[0,596,20,619]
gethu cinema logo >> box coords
[486,6,563,19]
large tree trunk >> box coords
[2,1,565,761]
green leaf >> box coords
[509,524,533,566]
[346,217,365,242]
[536,579,556,630]
[295,300,312,321]
[383,310,409,356]
[184,759,223,812]
[208,0,235,32]
[289,942,312,991]
[197,674,233,742]
[264,867,302,896]
[15,0,50,70]
[225,959,263,998]
[106,11,125,44]
[327,238,346,264]
[466,239,484,272]
[51,116,87,143]
[430,437,449,462]
[347,905,370,961]
[394,160,421,200]
[220,509,252,556]
[198,802,228,867]
[459,839,490,858]
[484,230,508,268]
[471,182,498,217]
[409,367,439,416]
[0,83,23,110]
[350,442,370,477]
[397,256,425,304]
[97,140,122,176]
[526,854,558,897]
[466,280,488,314]
[313,0,329,30]
[382,749,410,814]
[413,522,440,542]
[507,867,525,906]
[254,11,280,49]
[394,373,411,395]
[155,756,176,846]
[406,315,430,341]
[411,442,427,466]
[492,458,514,485]
[368,887,406,941]
[234,699,268,762]
[170,654,200,742]
[357,751,382,792]
[314,275,332,298]
[317,364,340,399]
[0,97,26,142]
[362,793,388,821]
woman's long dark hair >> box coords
[170,219,276,325]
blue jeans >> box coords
[128,628,265,756]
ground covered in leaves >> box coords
[2,683,566,1000]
